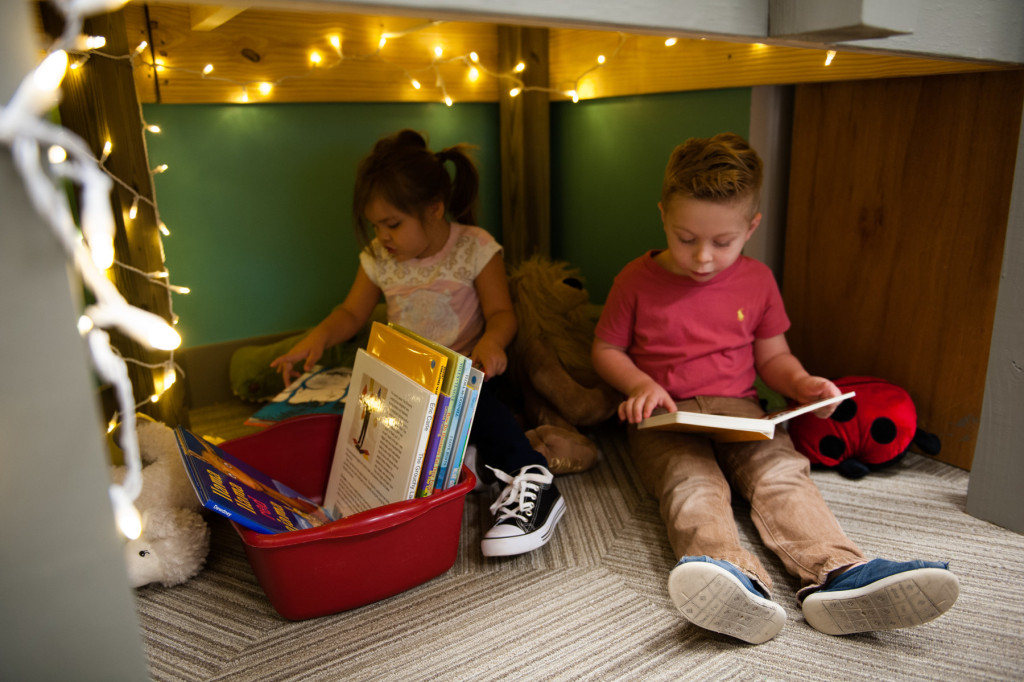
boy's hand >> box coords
[793,375,843,418]
[470,336,507,379]
[619,379,677,424]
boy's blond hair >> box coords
[661,132,763,217]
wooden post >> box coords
[42,6,188,428]
[498,26,550,265]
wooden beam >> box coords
[45,8,188,428]
[189,4,247,31]
[498,25,550,264]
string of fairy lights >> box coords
[1,0,184,540]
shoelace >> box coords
[487,465,553,522]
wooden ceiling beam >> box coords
[189,5,247,31]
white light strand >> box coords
[127,20,627,105]
[1,0,184,541]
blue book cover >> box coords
[174,427,335,534]
[444,367,484,490]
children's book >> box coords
[387,324,469,497]
[174,426,335,534]
[244,365,352,427]
[323,349,439,518]
[637,392,856,442]
[442,366,484,490]
[365,321,447,394]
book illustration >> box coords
[638,392,856,442]
[174,426,335,534]
[324,349,439,518]
[245,365,352,427]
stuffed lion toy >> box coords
[507,256,621,474]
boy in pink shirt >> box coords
[592,132,958,644]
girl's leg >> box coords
[470,376,547,474]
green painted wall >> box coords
[551,88,751,302]
[144,102,501,348]
[145,89,750,348]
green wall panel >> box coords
[550,89,751,303]
[144,102,500,348]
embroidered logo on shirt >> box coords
[737,308,745,322]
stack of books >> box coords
[174,322,482,532]
[323,322,483,519]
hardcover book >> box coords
[638,392,856,442]
[323,349,439,518]
[174,426,334,534]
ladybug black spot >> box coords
[830,398,858,423]
[870,417,897,444]
[819,435,846,461]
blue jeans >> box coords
[469,375,548,475]
[629,396,866,599]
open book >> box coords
[638,392,856,442]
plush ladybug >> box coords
[788,376,941,479]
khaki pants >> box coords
[629,396,865,601]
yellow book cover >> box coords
[366,321,447,395]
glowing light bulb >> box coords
[514,61,525,73]
[128,198,138,220]
[665,37,678,47]
[134,41,148,56]
[101,140,112,161]
[258,82,273,96]
[470,52,479,63]
[310,51,322,66]
[411,78,421,90]
[569,90,579,103]
[597,55,606,64]
[35,50,69,92]
[468,66,479,82]
[379,37,387,49]
[202,63,213,76]
[330,35,342,55]
[444,95,453,107]
[47,145,67,164]
[146,124,161,133]
[509,87,521,97]
[152,164,168,174]
[154,58,165,72]
[434,46,443,58]
[825,50,837,66]
[158,222,170,236]
[85,35,107,50]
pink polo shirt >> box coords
[595,252,790,400]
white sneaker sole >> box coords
[802,567,959,635]
[668,562,786,644]
[481,496,566,557]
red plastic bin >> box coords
[219,413,475,620]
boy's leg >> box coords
[471,378,565,557]
[628,405,772,589]
[711,396,866,591]
[712,397,959,634]
[630,411,786,643]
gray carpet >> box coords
[133,403,1024,681]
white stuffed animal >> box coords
[110,419,211,587]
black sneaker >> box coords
[481,464,566,557]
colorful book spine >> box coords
[444,367,484,490]
[415,392,451,497]
[433,355,470,490]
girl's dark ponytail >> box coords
[436,145,479,226]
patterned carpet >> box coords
[133,402,1024,681]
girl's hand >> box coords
[270,330,328,385]
[470,336,507,379]
[619,379,676,424]
[792,375,843,418]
